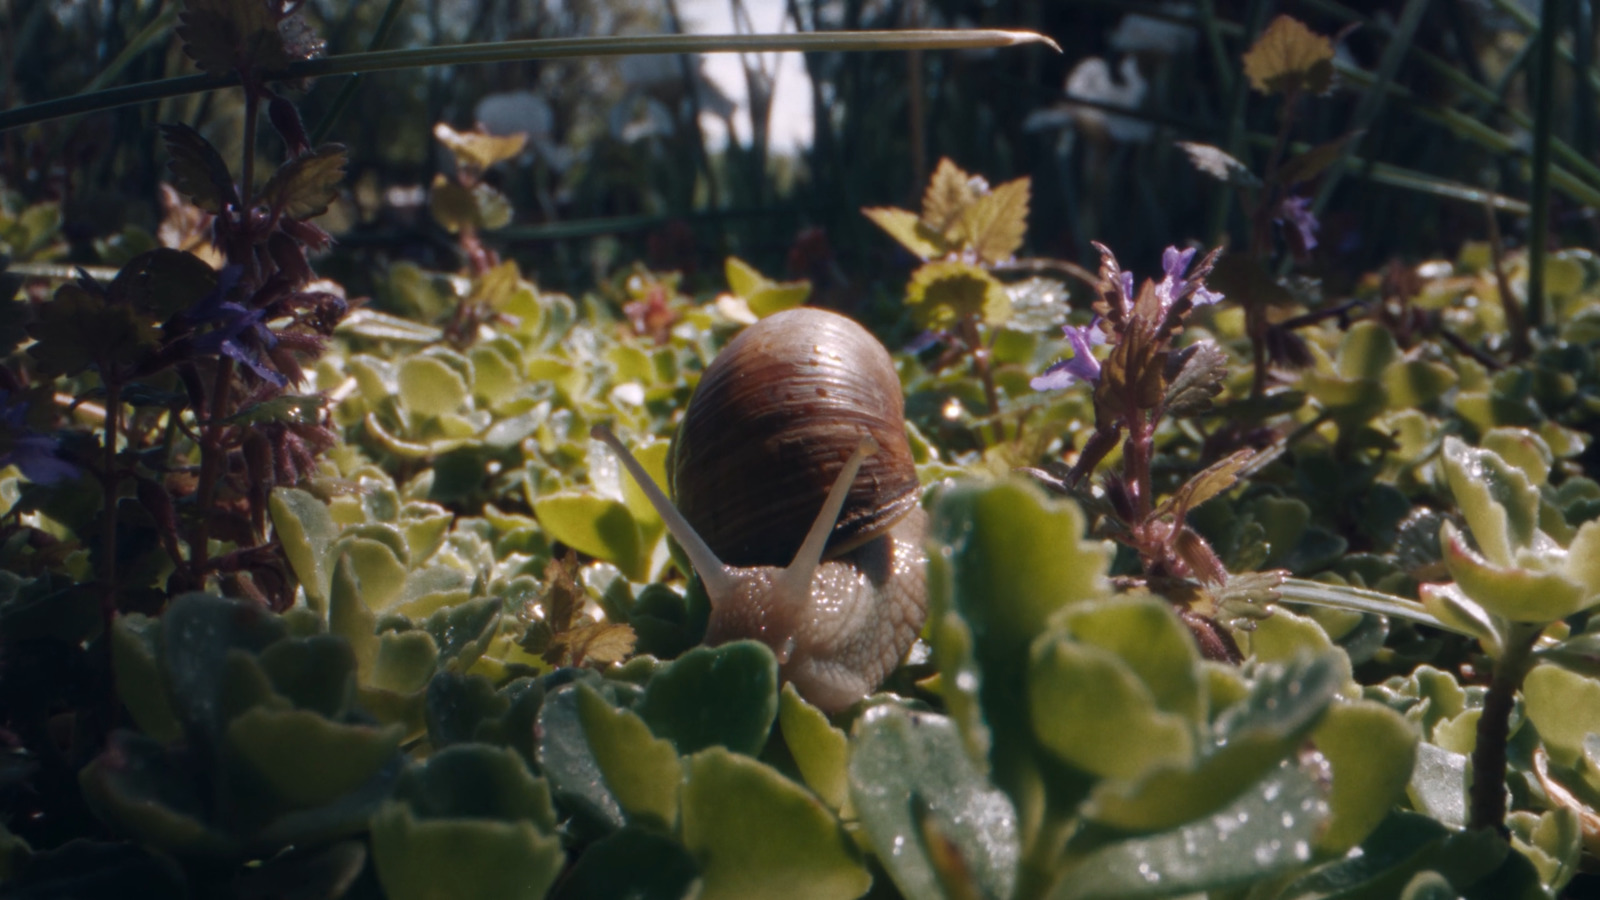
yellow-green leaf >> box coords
[260,145,346,220]
[957,176,1029,264]
[434,123,527,173]
[863,207,946,259]
[905,260,1010,329]
[1242,15,1336,95]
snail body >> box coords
[594,307,927,712]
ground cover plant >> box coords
[8,1,1600,898]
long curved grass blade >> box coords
[1528,1,1563,330]
[1276,578,1458,635]
[308,0,408,144]
[1309,0,1429,216]
[0,30,1058,133]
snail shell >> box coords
[594,307,927,712]
[669,306,922,567]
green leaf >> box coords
[433,123,527,173]
[957,176,1029,264]
[79,730,235,857]
[226,708,403,809]
[1407,743,1469,829]
[397,354,470,417]
[421,596,502,670]
[270,487,338,606]
[429,176,477,234]
[1523,663,1600,768]
[1441,436,1540,567]
[1385,360,1458,410]
[112,614,183,743]
[27,283,157,376]
[394,744,556,830]
[681,747,870,900]
[1029,630,1195,782]
[926,478,1110,795]
[160,593,288,743]
[778,684,849,810]
[1418,583,1504,658]
[862,206,946,259]
[159,123,236,214]
[1441,522,1588,623]
[848,706,1019,900]
[1164,341,1230,416]
[576,683,682,829]
[532,492,646,582]
[1312,700,1419,853]
[536,682,626,831]
[255,634,357,719]
[335,537,409,612]
[259,144,346,219]
[550,827,700,900]
[1336,321,1400,381]
[1055,762,1327,899]
[107,247,218,320]
[177,0,291,76]
[921,157,983,235]
[1084,654,1342,831]
[1241,15,1335,95]
[635,641,778,757]
[370,802,563,900]
[905,260,1011,329]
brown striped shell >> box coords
[669,307,921,568]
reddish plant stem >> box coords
[191,357,235,575]
[1469,627,1537,834]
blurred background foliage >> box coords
[0,0,1590,313]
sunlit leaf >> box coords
[1242,15,1336,96]
[957,176,1030,264]
[1176,142,1262,188]
[434,123,527,173]
[905,259,1010,328]
[863,207,946,259]
[260,145,346,220]
[922,157,983,235]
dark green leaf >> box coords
[177,0,292,76]
[160,123,236,214]
[107,248,218,320]
[1164,341,1230,416]
[635,641,778,756]
[551,827,699,900]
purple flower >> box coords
[187,267,287,387]
[1031,318,1107,390]
[1155,245,1223,310]
[1275,195,1320,254]
[0,393,78,485]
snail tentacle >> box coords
[776,438,878,607]
[590,424,739,604]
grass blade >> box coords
[0,29,1059,133]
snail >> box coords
[591,306,927,712]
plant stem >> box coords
[1469,625,1540,833]
[191,358,234,575]
[99,377,121,623]
[960,316,1003,445]
[1527,0,1562,331]
[241,88,259,210]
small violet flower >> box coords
[1275,195,1319,253]
[1156,246,1222,310]
[188,267,287,387]
[0,392,78,485]
[1031,318,1107,390]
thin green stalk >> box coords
[1276,578,1455,634]
[1309,0,1429,218]
[1210,0,1272,245]
[81,1,181,95]
[309,0,408,144]
[0,30,1058,133]
[1195,0,1234,98]
[1528,0,1563,331]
